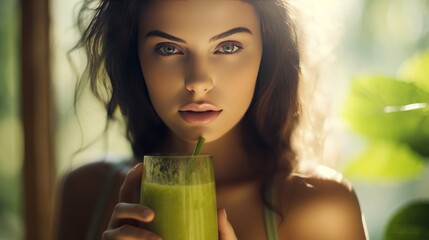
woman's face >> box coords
[138,0,263,143]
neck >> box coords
[161,123,262,184]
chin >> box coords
[172,126,230,144]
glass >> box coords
[140,155,218,240]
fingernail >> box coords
[128,167,136,174]
[223,208,228,220]
[142,207,153,218]
[129,163,141,173]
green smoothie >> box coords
[141,181,218,240]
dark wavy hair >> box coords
[74,0,301,212]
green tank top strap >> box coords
[85,160,128,240]
[264,184,279,240]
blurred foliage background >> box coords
[333,1,429,239]
[0,0,428,239]
[341,50,429,239]
[0,0,23,239]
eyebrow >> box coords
[145,27,253,43]
[145,31,186,43]
[210,27,253,42]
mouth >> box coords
[179,102,222,125]
[178,110,222,125]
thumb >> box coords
[119,163,144,203]
[218,208,237,240]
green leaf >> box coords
[342,76,429,156]
[344,140,424,181]
[384,201,429,240]
[399,50,429,93]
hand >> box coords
[218,208,238,240]
[102,163,162,240]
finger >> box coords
[109,203,155,229]
[218,208,237,240]
[120,163,144,203]
[102,224,162,240]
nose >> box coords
[184,56,213,95]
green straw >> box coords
[192,136,205,156]
[188,136,205,173]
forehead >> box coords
[139,1,260,39]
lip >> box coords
[179,102,222,125]
[179,103,222,112]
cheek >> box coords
[142,57,184,86]
[214,53,260,97]
[140,58,184,107]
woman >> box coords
[55,0,368,239]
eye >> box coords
[215,41,243,55]
[155,43,184,56]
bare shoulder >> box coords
[54,161,131,240]
[277,162,368,240]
